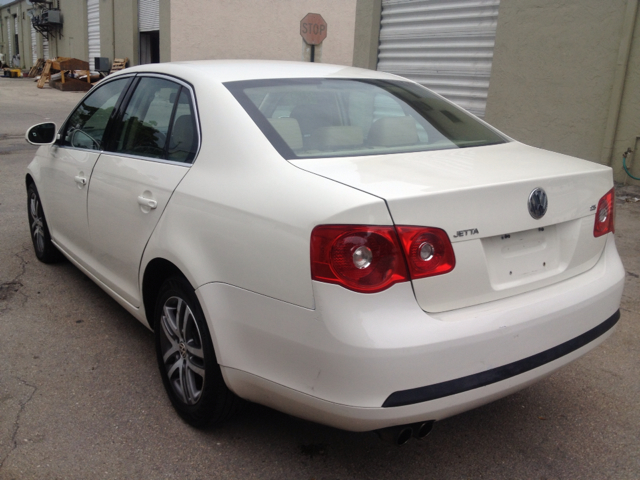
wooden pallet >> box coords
[109,58,128,75]
[37,60,52,89]
[28,58,44,78]
[52,57,89,71]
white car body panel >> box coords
[292,142,614,311]
[87,154,189,306]
[140,79,393,309]
[199,235,623,431]
[289,142,612,235]
[34,145,100,265]
[25,60,625,433]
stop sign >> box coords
[300,13,327,45]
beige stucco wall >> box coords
[170,0,357,66]
[485,0,629,169]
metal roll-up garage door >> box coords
[7,19,13,61]
[14,15,19,64]
[87,0,100,67]
[377,0,500,117]
[31,23,37,64]
[138,0,159,32]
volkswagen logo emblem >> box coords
[528,188,548,219]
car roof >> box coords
[116,59,405,84]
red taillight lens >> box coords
[310,225,409,293]
[396,226,456,279]
[311,224,457,293]
[594,187,615,237]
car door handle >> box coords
[74,175,87,186]
[137,195,158,209]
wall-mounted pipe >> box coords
[601,0,639,166]
[622,136,640,183]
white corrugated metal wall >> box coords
[377,0,500,117]
[87,0,100,66]
[138,0,160,32]
[7,18,13,60]
[14,15,19,63]
[31,23,37,64]
[43,36,49,60]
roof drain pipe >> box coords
[376,421,434,445]
[601,0,639,167]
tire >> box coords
[155,276,240,428]
[27,183,62,263]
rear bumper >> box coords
[197,235,624,432]
[383,309,619,408]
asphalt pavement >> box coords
[1,76,639,479]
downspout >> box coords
[112,0,116,61]
[600,0,639,166]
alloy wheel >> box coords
[29,192,46,255]
[159,296,206,405]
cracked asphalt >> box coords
[1,77,639,479]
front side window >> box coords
[60,77,130,150]
[110,77,198,163]
[225,78,507,159]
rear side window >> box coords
[167,89,199,162]
[60,77,130,150]
[110,77,199,163]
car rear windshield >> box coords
[225,78,507,159]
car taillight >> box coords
[594,187,615,237]
[310,225,409,293]
[310,225,456,293]
[396,226,456,279]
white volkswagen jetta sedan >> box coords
[25,60,624,444]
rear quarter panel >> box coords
[141,80,392,309]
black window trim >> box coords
[56,72,202,167]
[56,74,137,153]
[106,73,202,165]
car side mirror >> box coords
[26,122,57,145]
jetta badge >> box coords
[528,187,548,219]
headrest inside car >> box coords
[368,116,419,147]
[309,126,364,151]
[268,118,303,151]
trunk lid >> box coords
[292,142,613,312]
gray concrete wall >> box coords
[170,0,358,66]
[18,1,32,68]
[97,0,138,66]
[352,0,380,70]
[485,0,633,180]
[1,0,34,69]
[114,0,138,65]
[57,0,89,61]
[159,0,171,62]
[100,0,116,63]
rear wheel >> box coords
[27,183,61,263]
[155,276,240,427]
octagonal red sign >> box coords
[300,13,327,45]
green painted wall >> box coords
[485,0,640,184]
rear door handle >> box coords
[74,175,87,186]
[137,195,158,209]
